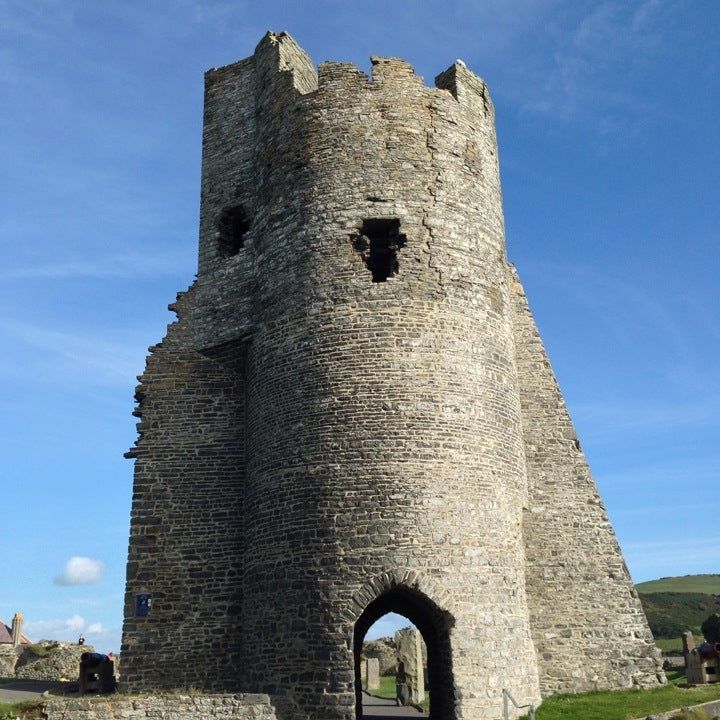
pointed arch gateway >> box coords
[347,571,457,720]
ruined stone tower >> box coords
[121,31,663,720]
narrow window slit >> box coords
[352,218,406,282]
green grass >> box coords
[26,645,50,658]
[369,674,396,698]
[656,636,685,653]
[365,675,430,711]
[364,674,720,720]
[636,575,720,595]
[0,700,44,720]
[25,643,57,659]
[521,678,720,720]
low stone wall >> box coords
[44,694,277,720]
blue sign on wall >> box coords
[136,594,152,617]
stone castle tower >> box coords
[121,31,663,720]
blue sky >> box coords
[1,0,718,653]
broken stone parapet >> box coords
[15,642,94,681]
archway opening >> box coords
[353,586,455,720]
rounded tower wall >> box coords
[238,40,540,718]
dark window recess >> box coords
[352,218,407,282]
[135,594,152,618]
[217,206,251,256]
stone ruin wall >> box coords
[121,31,663,720]
[509,269,664,693]
[44,695,277,720]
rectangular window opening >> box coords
[352,218,407,282]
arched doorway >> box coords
[353,586,456,720]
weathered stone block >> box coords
[365,657,380,690]
[395,628,424,705]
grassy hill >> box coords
[636,574,720,594]
[639,592,720,638]
[634,575,720,645]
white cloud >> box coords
[26,614,84,638]
[54,556,105,586]
[23,615,118,650]
[65,614,85,631]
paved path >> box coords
[0,679,68,703]
[361,692,427,718]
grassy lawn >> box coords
[522,673,720,720]
[24,643,60,660]
[369,674,396,698]
[0,700,44,720]
[365,675,430,711]
[364,672,720,718]
[656,636,685,653]
[636,575,720,595]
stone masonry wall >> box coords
[122,340,246,689]
[238,35,540,720]
[44,694,276,720]
[509,267,665,694]
[122,30,663,720]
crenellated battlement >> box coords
[204,31,494,135]
[197,30,502,286]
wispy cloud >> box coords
[5,250,193,280]
[0,0,76,42]
[574,394,720,443]
[502,0,681,130]
[611,502,709,517]
[0,1,77,85]
[26,614,85,636]
[0,320,148,386]
[598,456,717,488]
[520,258,713,394]
[624,536,720,578]
[96,0,259,41]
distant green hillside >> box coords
[636,574,720,594]
[639,592,720,638]
[633,575,720,643]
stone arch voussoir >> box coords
[341,568,456,626]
